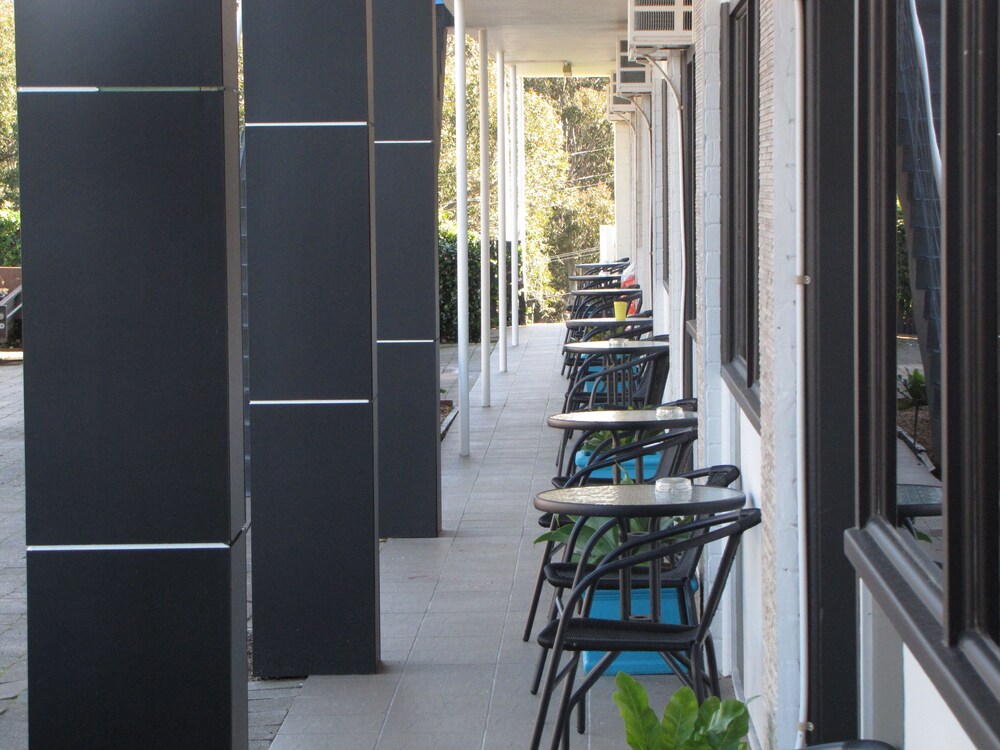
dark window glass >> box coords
[850,1,1000,743]
[721,0,760,419]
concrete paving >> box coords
[268,324,688,750]
[0,325,705,748]
[0,359,26,750]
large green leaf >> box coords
[701,698,750,750]
[661,686,699,748]
[614,673,667,750]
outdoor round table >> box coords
[564,317,651,331]
[533,484,746,618]
[547,408,696,434]
[567,288,638,297]
[563,339,669,356]
[547,407,697,483]
[534,483,744,518]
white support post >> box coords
[478,30,490,407]
[517,73,527,327]
[496,52,507,373]
[454,2,470,456]
[510,66,520,346]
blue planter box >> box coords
[574,450,662,481]
[582,587,687,675]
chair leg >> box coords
[690,645,705,703]
[530,642,567,750]
[531,638,549,695]
[704,635,721,697]
[524,540,556,641]
[531,590,564,694]
[549,653,581,750]
[676,583,689,624]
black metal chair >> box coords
[526,463,740,699]
[555,355,674,473]
[524,429,701,647]
[529,508,762,750]
[561,320,653,378]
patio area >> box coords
[0,322,944,748]
[266,322,692,749]
[0,325,697,749]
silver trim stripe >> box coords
[377,339,435,344]
[245,121,368,128]
[18,86,225,93]
[249,399,370,405]
[374,140,433,145]
[28,543,230,552]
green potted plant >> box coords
[896,368,927,439]
[614,674,750,750]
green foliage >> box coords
[897,367,928,439]
[0,208,19,266]
[896,201,912,330]
[438,226,499,343]
[0,1,16,209]
[534,514,659,562]
[614,676,750,750]
[896,368,927,409]
[535,515,619,561]
[438,37,615,324]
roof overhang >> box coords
[440,0,627,77]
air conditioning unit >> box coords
[615,38,652,95]
[628,0,695,54]
[607,78,636,120]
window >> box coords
[720,0,760,422]
[682,53,697,400]
[662,80,671,284]
[846,1,1000,745]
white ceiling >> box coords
[440,0,628,77]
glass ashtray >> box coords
[655,477,693,498]
[655,405,684,419]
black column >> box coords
[373,0,441,538]
[804,0,858,742]
[243,0,380,675]
[17,2,246,747]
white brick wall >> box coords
[691,2,805,747]
[694,0,725,471]
[759,1,804,747]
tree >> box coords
[0,0,17,209]
[438,36,615,322]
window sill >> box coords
[720,361,761,432]
[845,518,1000,748]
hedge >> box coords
[439,228,500,343]
[0,210,19,267]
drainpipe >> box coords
[511,67,521,346]
[479,29,491,406]
[794,0,810,743]
[641,56,685,339]
[454,0,470,456]
[497,51,508,372]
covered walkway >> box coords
[268,323,689,749]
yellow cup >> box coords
[613,300,628,321]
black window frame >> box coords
[682,51,697,400]
[844,1,1000,746]
[720,0,761,426]
[662,79,671,285]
